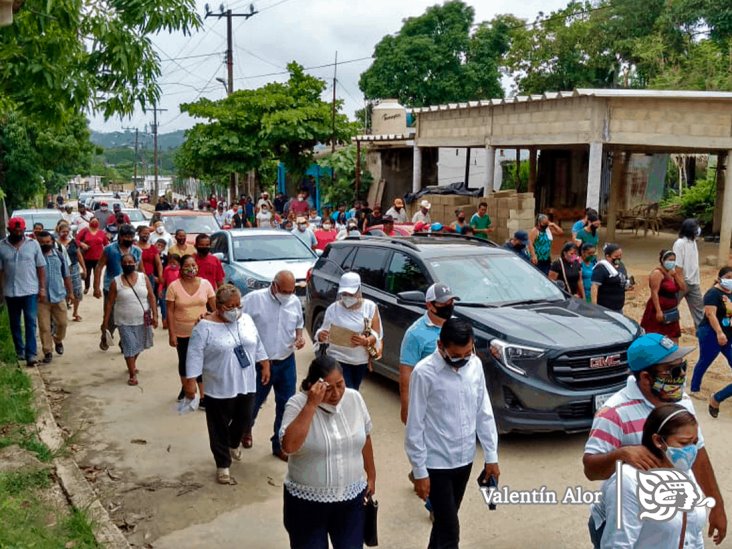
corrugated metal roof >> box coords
[410,88,732,114]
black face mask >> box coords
[120,239,134,248]
[40,244,53,254]
[432,303,454,320]
[457,216,466,222]
[441,350,472,369]
[139,236,149,243]
[196,247,210,257]
[8,233,23,243]
[540,224,549,230]
[122,264,136,275]
[514,243,526,251]
[176,239,186,246]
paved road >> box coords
[42,281,732,548]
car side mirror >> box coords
[397,290,426,305]
[213,252,228,263]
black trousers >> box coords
[283,486,366,549]
[204,393,255,468]
[176,337,202,382]
[427,464,472,549]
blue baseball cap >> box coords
[627,333,694,372]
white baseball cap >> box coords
[420,200,431,210]
[425,282,459,304]
[338,272,361,294]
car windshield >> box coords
[428,253,564,306]
[163,215,219,234]
[20,213,62,230]
[125,210,145,222]
[233,235,315,261]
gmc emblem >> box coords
[589,354,622,369]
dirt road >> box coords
[41,229,732,548]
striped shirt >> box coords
[584,376,704,455]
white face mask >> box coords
[222,307,242,323]
[341,295,359,308]
[720,279,732,291]
[322,224,332,231]
[155,226,165,234]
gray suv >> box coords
[305,235,641,434]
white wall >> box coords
[437,148,529,191]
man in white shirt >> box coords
[256,205,274,228]
[242,270,305,461]
[672,218,704,327]
[71,203,94,231]
[405,318,499,548]
[412,200,432,224]
[291,217,317,250]
[214,204,226,226]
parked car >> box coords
[305,235,641,434]
[364,223,415,236]
[88,198,126,212]
[159,211,220,244]
[123,208,150,230]
[210,229,317,307]
[11,209,63,236]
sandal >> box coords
[72,315,82,322]
[127,377,138,386]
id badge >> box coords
[234,345,251,369]
[723,318,731,328]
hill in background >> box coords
[91,129,185,151]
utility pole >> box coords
[151,106,168,205]
[331,51,337,153]
[123,126,139,187]
[205,3,258,202]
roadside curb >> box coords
[28,366,130,549]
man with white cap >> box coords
[412,200,432,224]
[315,272,382,390]
[399,282,459,425]
[583,333,727,544]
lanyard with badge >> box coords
[224,319,251,369]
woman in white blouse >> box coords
[280,355,376,549]
[589,404,712,549]
[315,272,382,390]
[185,284,271,485]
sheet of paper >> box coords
[328,324,359,347]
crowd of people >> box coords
[3,189,732,549]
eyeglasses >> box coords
[656,360,688,379]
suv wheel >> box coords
[311,309,325,339]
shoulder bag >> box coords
[125,274,153,327]
[559,258,572,294]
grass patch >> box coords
[0,307,100,547]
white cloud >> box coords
[88,0,568,133]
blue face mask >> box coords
[663,261,676,271]
[664,442,697,471]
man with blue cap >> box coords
[583,333,726,544]
[503,230,531,262]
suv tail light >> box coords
[306,267,313,283]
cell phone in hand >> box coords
[477,469,498,511]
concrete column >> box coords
[586,142,603,210]
[412,145,422,194]
[719,150,732,267]
[605,151,626,243]
[483,145,495,197]
[528,148,537,193]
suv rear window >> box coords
[350,247,390,290]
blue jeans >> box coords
[341,362,368,391]
[6,294,38,361]
[690,324,732,392]
[252,354,296,454]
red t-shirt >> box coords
[289,200,309,215]
[314,229,337,251]
[195,254,225,289]
[106,213,131,226]
[159,265,180,294]
[76,228,109,261]
[140,245,159,276]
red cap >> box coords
[7,217,26,231]
[414,221,427,232]
[100,201,108,207]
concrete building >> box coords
[409,89,732,265]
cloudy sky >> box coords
[89,0,568,134]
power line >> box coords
[160,52,222,62]
[235,55,372,81]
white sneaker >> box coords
[217,467,232,484]
[230,445,242,461]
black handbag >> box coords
[364,495,378,547]
[663,307,680,324]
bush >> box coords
[662,174,716,225]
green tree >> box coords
[318,145,373,207]
[358,1,511,106]
[0,113,44,210]
[177,63,356,183]
[0,0,201,125]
